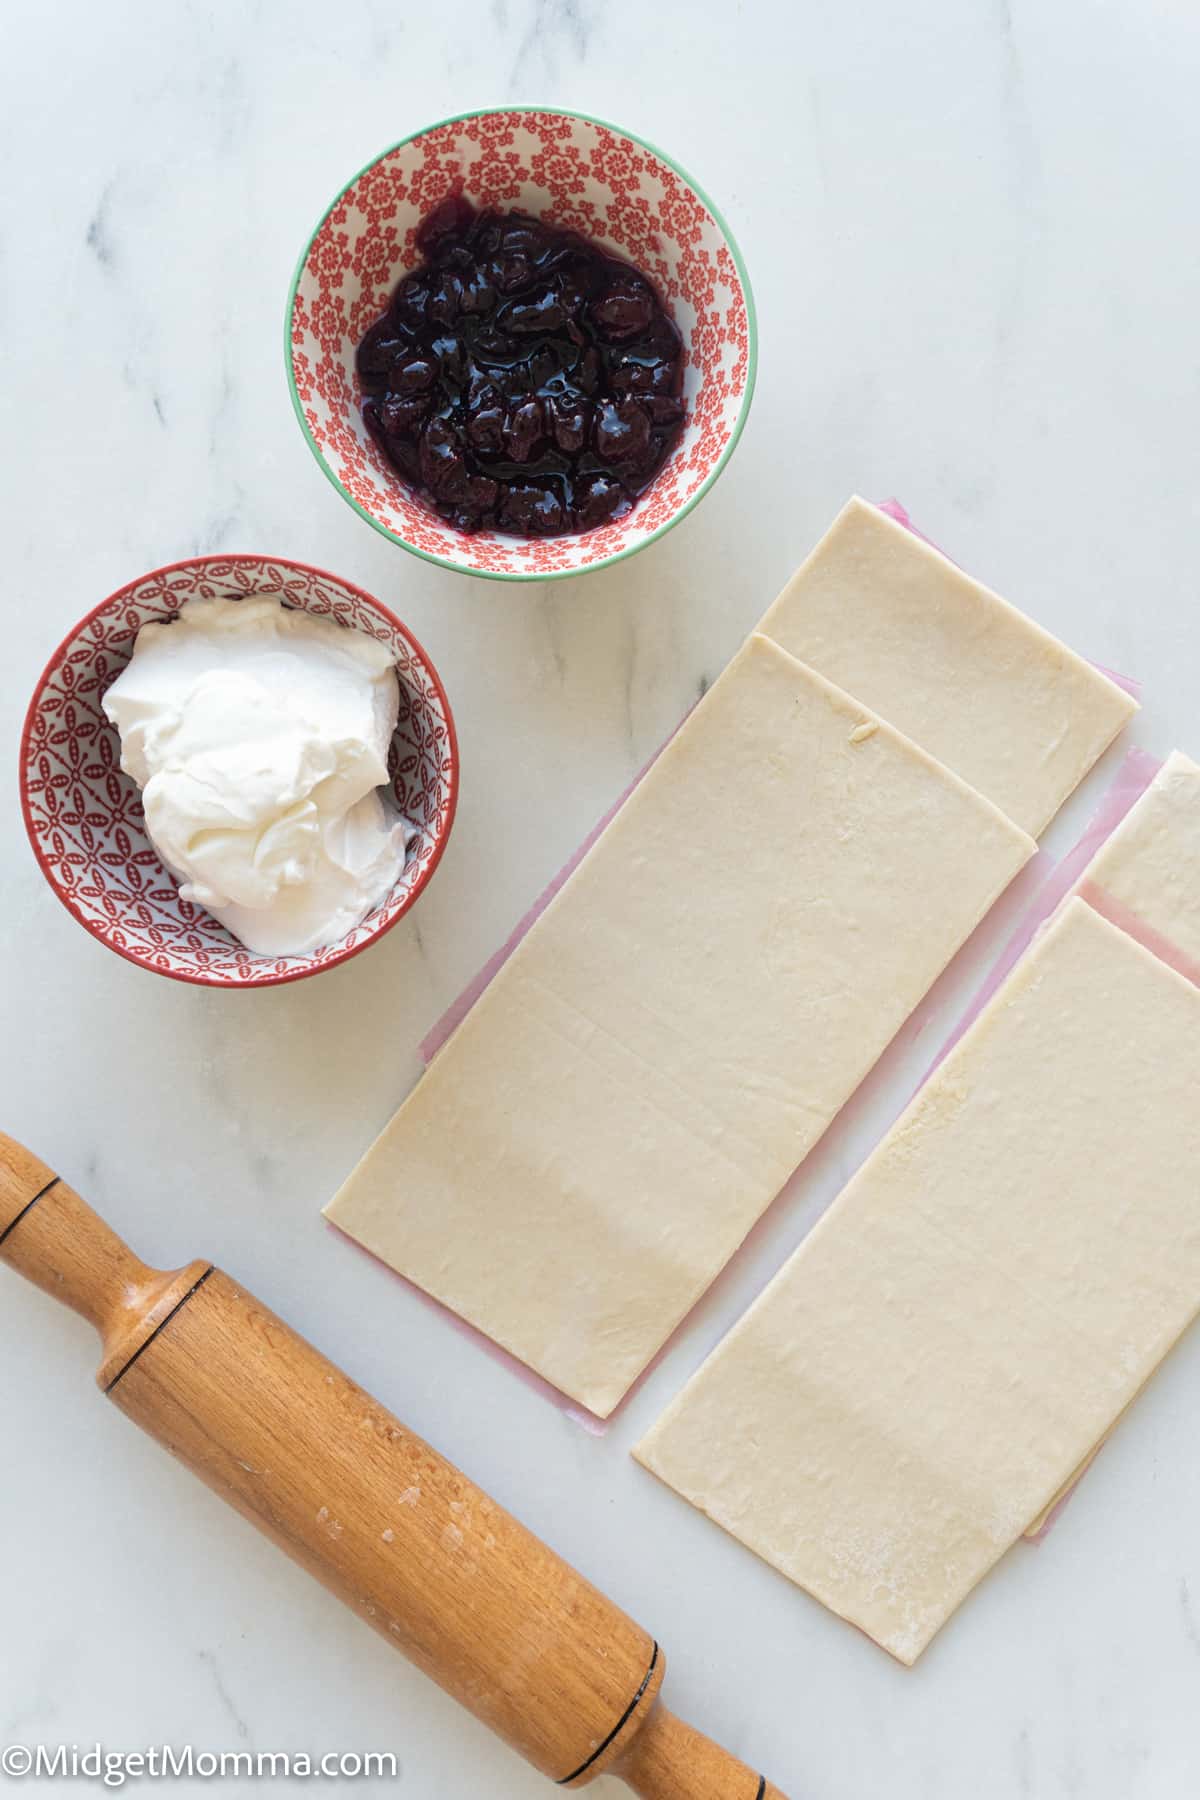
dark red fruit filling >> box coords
[356,196,686,538]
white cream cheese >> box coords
[103,595,410,957]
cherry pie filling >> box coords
[356,197,686,539]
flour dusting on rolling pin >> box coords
[103,595,410,955]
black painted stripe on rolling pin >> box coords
[556,1641,660,1785]
[0,1177,60,1248]
[104,1266,215,1394]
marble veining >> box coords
[2,2,1199,1796]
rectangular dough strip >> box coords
[423,500,1138,1072]
[635,899,1200,1662]
[1019,748,1200,1535]
[759,497,1137,837]
[327,634,1034,1418]
[1078,749,1200,978]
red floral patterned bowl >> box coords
[20,557,458,988]
[286,107,756,581]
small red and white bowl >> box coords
[20,556,458,989]
[286,106,757,582]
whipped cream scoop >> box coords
[103,595,409,956]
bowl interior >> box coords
[288,108,754,579]
[22,558,456,987]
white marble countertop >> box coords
[3,3,1199,1796]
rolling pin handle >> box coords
[0,1133,210,1391]
[613,1702,789,1800]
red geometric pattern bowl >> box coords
[20,557,458,989]
[286,106,757,581]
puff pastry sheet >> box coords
[759,498,1137,837]
[1082,750,1200,969]
[636,900,1200,1661]
[327,634,1032,1416]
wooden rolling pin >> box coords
[0,1136,785,1800]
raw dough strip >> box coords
[422,501,1137,1071]
[635,900,1200,1663]
[758,497,1137,837]
[879,745,1200,1545]
[327,635,1034,1418]
[1079,749,1200,978]
[1016,749,1200,1533]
